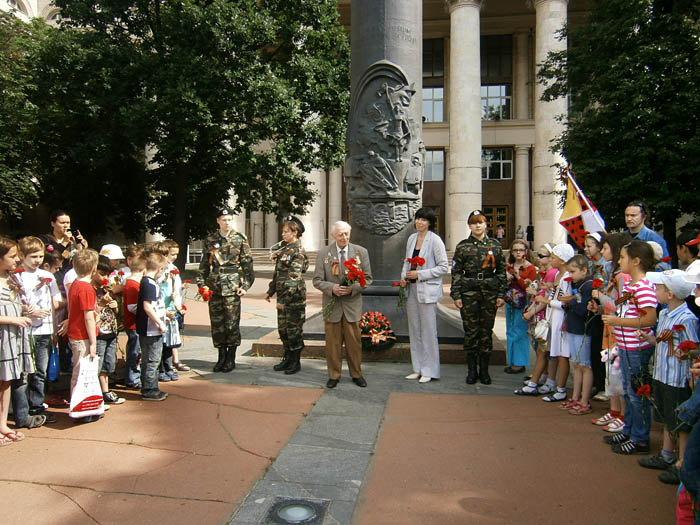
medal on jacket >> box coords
[482,247,495,269]
[331,261,339,276]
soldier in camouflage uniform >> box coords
[197,209,255,373]
[265,216,309,375]
[450,210,506,385]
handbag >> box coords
[47,342,60,382]
[528,276,564,345]
[504,281,528,309]
[69,356,104,419]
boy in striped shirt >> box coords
[638,270,698,483]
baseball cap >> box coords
[686,233,700,247]
[646,269,695,298]
[552,243,575,263]
[99,244,124,260]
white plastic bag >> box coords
[69,356,104,419]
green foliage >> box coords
[0,12,43,220]
[538,0,700,234]
[47,0,350,242]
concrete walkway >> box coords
[0,279,676,524]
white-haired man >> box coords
[312,221,373,388]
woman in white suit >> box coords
[399,209,449,383]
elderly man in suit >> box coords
[313,221,373,388]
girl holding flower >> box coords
[400,208,448,383]
[504,239,536,374]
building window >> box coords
[422,87,444,123]
[481,85,512,120]
[424,149,444,182]
[482,148,513,180]
[423,38,444,78]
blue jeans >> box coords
[28,335,51,411]
[160,346,174,374]
[681,422,700,518]
[125,329,141,386]
[96,336,117,375]
[10,375,30,426]
[139,335,163,395]
[619,347,653,443]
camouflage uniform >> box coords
[267,240,309,353]
[450,234,506,384]
[197,230,255,350]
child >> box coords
[0,236,35,445]
[163,240,189,373]
[601,240,658,454]
[584,232,607,397]
[13,237,63,425]
[561,254,595,415]
[93,261,125,406]
[67,248,102,423]
[676,230,699,270]
[155,241,187,381]
[136,251,168,401]
[589,232,632,432]
[122,246,145,389]
[504,239,536,374]
[637,270,697,484]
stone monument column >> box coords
[445,0,483,251]
[533,0,568,247]
[514,145,531,239]
[514,30,530,120]
[346,0,424,282]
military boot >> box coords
[213,347,227,372]
[221,346,237,373]
[284,348,302,375]
[273,349,292,371]
[479,353,492,385]
[466,353,478,384]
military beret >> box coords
[283,215,305,234]
[217,208,232,218]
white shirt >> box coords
[17,269,62,335]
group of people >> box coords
[1,210,192,444]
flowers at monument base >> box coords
[360,311,396,351]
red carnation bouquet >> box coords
[394,256,425,309]
[198,287,214,302]
[323,258,367,320]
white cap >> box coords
[99,244,124,260]
[552,243,575,263]
[684,259,700,284]
[646,241,663,264]
[646,269,695,298]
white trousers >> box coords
[406,284,440,378]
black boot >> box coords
[221,346,236,373]
[466,353,478,384]
[479,353,492,385]
[274,349,292,371]
[284,348,302,375]
[213,347,226,372]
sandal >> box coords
[0,434,13,446]
[559,399,579,410]
[174,362,190,372]
[569,403,592,415]
[542,392,567,402]
[3,430,25,441]
[514,386,540,396]
[22,415,46,429]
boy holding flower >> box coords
[637,269,698,483]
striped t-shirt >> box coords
[613,278,658,351]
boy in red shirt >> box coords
[122,246,146,388]
[67,249,99,402]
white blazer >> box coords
[401,230,449,304]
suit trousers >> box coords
[406,284,440,378]
[324,316,363,380]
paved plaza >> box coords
[0,277,676,524]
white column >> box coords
[445,0,483,251]
[226,194,247,236]
[250,211,264,248]
[327,167,343,245]
[514,30,530,120]
[514,145,531,241]
[533,0,568,247]
[264,213,278,248]
[302,168,325,252]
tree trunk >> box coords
[174,166,188,272]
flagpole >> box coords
[565,167,607,233]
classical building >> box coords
[2,0,60,22]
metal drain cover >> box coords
[264,497,329,524]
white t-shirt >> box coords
[17,269,62,335]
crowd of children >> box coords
[513,229,700,524]
[0,217,189,444]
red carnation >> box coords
[170,269,180,275]
[13,268,25,274]
[393,281,400,287]
[673,325,685,332]
[359,276,367,287]
[46,245,54,252]
[636,384,652,398]
[661,256,672,263]
[101,279,110,288]
[347,271,357,281]
[592,278,604,289]
[678,341,698,352]
[184,279,191,284]
[563,277,572,282]
[181,304,188,311]
[118,270,125,276]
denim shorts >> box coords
[96,336,117,375]
[568,333,592,367]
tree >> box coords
[538,0,700,247]
[0,12,43,223]
[47,0,350,260]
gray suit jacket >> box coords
[312,242,373,323]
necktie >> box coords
[340,248,346,276]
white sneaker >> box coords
[604,418,624,432]
[405,372,420,380]
[418,376,432,383]
[593,391,609,402]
